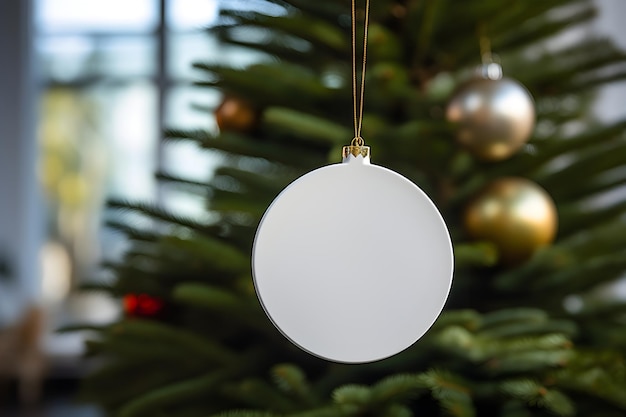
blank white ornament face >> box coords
[252,154,453,363]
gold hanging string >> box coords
[351,0,371,146]
[477,22,492,64]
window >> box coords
[35,0,229,327]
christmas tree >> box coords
[72,1,626,416]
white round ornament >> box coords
[252,146,454,363]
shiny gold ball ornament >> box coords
[464,178,557,264]
[446,65,535,161]
[215,96,258,133]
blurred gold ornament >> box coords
[446,67,535,161]
[215,96,258,133]
[464,178,557,264]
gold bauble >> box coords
[464,178,557,264]
[446,77,535,161]
[215,96,258,133]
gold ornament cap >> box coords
[342,145,370,159]
[342,137,370,162]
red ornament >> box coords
[123,293,165,318]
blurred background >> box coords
[1,0,262,415]
[0,0,625,416]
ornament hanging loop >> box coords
[349,0,371,146]
[351,136,364,146]
[342,0,371,161]
[478,23,502,81]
